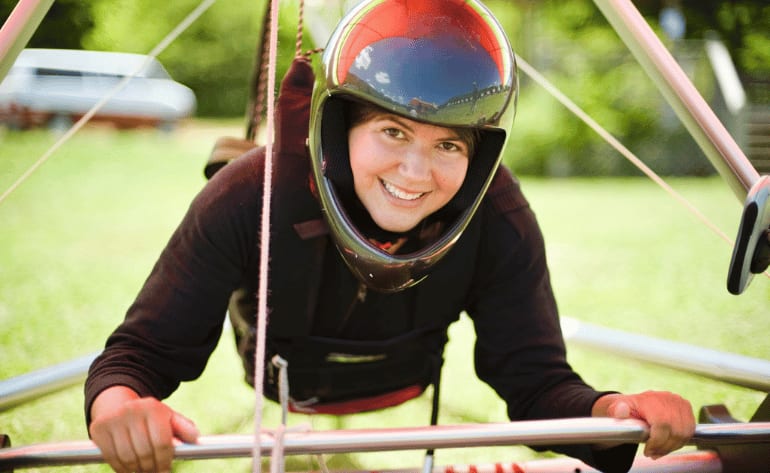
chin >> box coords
[373,217,418,234]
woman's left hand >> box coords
[592,390,695,459]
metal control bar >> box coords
[2,418,770,470]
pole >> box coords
[0,0,54,82]
[0,353,98,412]
[561,317,770,392]
[2,419,770,470]
[591,0,759,202]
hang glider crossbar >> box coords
[1,417,770,471]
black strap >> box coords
[424,354,443,467]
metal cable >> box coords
[518,56,770,280]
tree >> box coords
[637,1,770,77]
[82,0,265,117]
[482,0,768,176]
[0,0,94,49]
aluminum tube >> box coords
[0,0,54,81]
[562,317,770,392]
[173,418,651,460]
[592,0,759,202]
[2,419,770,470]
[0,418,647,469]
[0,353,98,412]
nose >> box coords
[398,148,431,182]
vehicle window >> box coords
[34,68,84,77]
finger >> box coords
[667,407,695,452]
[645,421,674,459]
[147,409,176,473]
[647,396,695,457]
[171,412,200,444]
[127,415,160,473]
[608,400,631,419]
[111,425,143,473]
[91,425,130,473]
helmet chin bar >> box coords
[727,175,770,295]
[319,178,476,293]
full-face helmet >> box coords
[308,0,517,292]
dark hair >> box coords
[346,100,480,159]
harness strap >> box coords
[288,384,426,415]
[204,136,256,179]
[424,354,443,472]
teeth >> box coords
[382,179,424,201]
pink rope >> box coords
[253,0,280,471]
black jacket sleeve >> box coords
[84,150,265,425]
[466,173,637,473]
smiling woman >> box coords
[78,1,703,472]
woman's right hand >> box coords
[88,386,199,473]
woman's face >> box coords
[348,113,470,233]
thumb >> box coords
[171,412,200,444]
[608,400,632,419]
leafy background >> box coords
[2,0,769,175]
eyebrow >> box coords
[377,114,465,143]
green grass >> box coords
[0,123,768,472]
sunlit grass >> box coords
[0,124,767,472]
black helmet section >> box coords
[308,0,517,292]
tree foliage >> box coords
[2,0,767,175]
[638,1,770,77]
[487,0,767,176]
[83,0,268,117]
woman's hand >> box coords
[592,390,695,459]
[89,386,199,473]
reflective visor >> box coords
[337,0,507,82]
[331,0,514,127]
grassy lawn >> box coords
[0,123,768,472]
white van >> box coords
[0,48,196,129]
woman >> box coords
[86,1,694,472]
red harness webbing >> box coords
[288,384,425,415]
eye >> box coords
[383,127,406,139]
[438,140,467,155]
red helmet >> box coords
[308,0,517,292]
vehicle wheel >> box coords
[3,112,25,130]
[48,114,72,132]
[157,120,176,133]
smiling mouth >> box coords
[381,179,426,201]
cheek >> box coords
[438,161,469,194]
[349,151,378,190]
[348,131,370,183]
